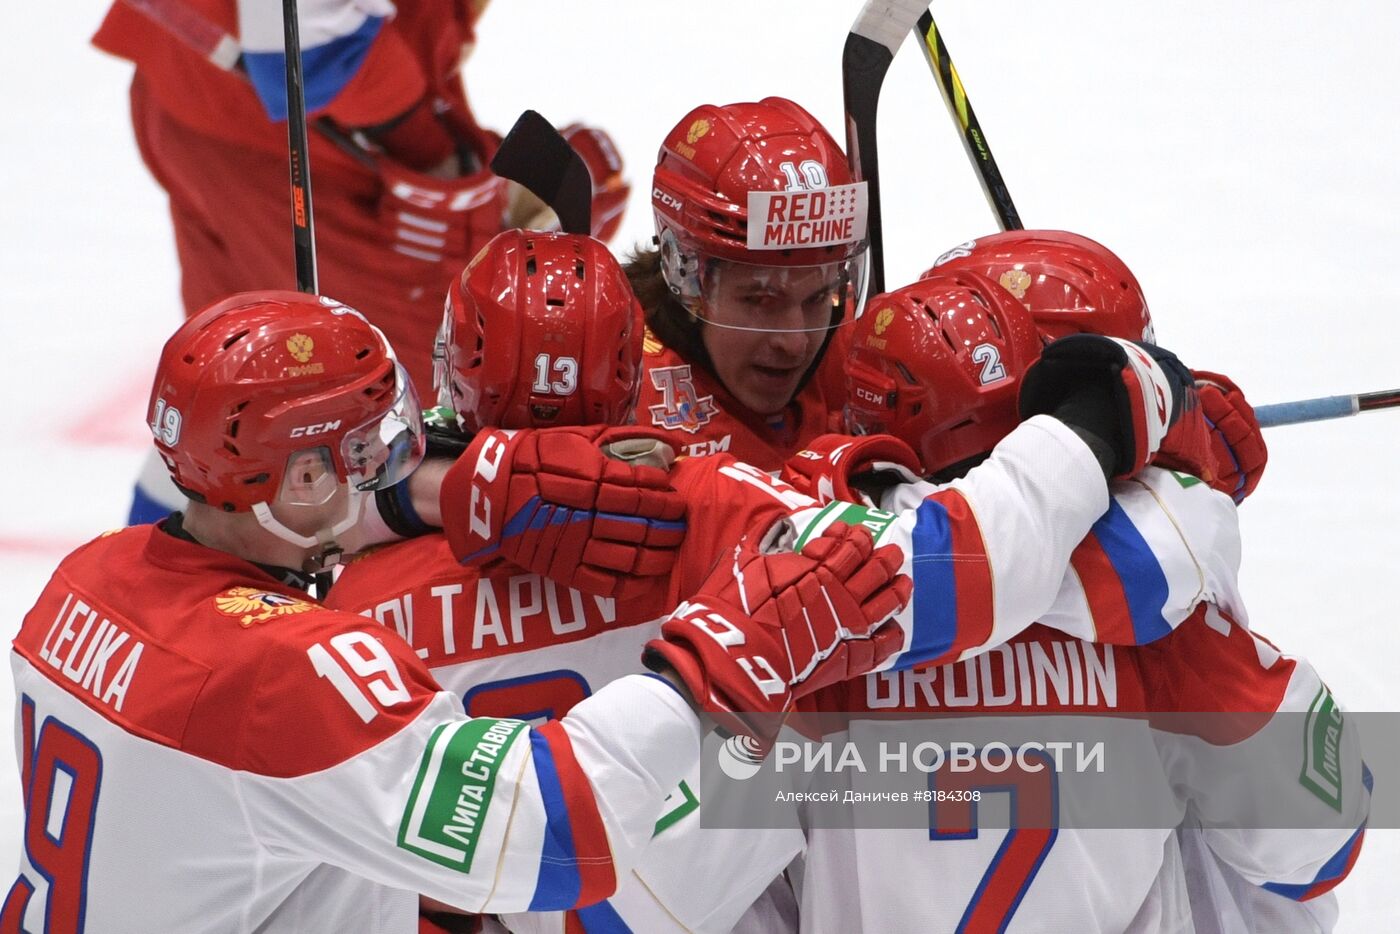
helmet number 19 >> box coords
[778,160,830,192]
[149,397,183,447]
[531,354,579,395]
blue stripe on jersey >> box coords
[575,899,634,933]
[906,498,959,665]
[241,15,385,121]
[1260,825,1365,900]
[527,730,582,910]
[1088,499,1173,644]
[1261,763,1371,900]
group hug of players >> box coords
[10,7,1372,930]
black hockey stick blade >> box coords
[914,10,1023,231]
[490,110,593,236]
[843,0,928,296]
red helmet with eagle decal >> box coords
[844,271,1042,475]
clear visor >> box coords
[843,403,885,437]
[278,363,425,507]
[431,303,455,411]
[694,251,868,334]
[341,363,426,493]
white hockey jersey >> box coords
[797,612,1370,933]
[5,524,702,933]
[327,414,1125,932]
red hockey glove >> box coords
[1195,370,1267,502]
[644,522,911,742]
[559,124,630,242]
[377,159,508,266]
[780,433,923,505]
[1153,390,1218,488]
[441,427,686,600]
[1019,335,1195,479]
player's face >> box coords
[699,264,838,414]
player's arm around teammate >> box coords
[6,292,910,933]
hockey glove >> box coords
[441,426,686,599]
[1195,371,1267,502]
[1019,335,1194,479]
[1152,388,1218,488]
[780,433,924,506]
[643,522,910,742]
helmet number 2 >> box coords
[531,354,579,395]
[971,343,1008,385]
[778,160,830,192]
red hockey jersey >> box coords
[6,523,702,932]
[632,328,849,469]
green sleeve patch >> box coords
[1300,687,1345,813]
[399,717,526,871]
[1169,470,1204,489]
[652,779,699,838]
[794,502,898,552]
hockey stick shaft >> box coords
[843,0,930,297]
[914,10,1022,231]
[282,0,318,294]
[1254,388,1400,428]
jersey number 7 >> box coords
[929,748,1059,933]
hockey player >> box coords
[328,230,816,932]
[787,274,1368,932]
[5,291,911,933]
[338,227,1238,930]
[93,0,628,522]
[926,229,1268,503]
[627,98,862,467]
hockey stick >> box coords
[281,0,318,293]
[909,11,1400,431]
[913,10,1022,231]
[488,110,593,236]
[1254,388,1400,428]
[843,0,930,296]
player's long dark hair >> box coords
[624,246,716,375]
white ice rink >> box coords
[3,0,1397,928]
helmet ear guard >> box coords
[658,226,702,308]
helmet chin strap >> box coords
[251,488,370,573]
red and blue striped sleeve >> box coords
[237,0,424,125]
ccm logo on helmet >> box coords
[653,187,683,213]
[290,421,342,438]
[853,385,888,408]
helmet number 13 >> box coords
[532,354,579,395]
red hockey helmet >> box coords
[651,97,868,333]
[149,292,424,514]
[925,230,1154,344]
[844,271,1042,475]
[438,230,645,433]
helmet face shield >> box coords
[341,363,426,493]
[278,446,342,507]
[691,251,867,334]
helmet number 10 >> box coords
[532,354,579,395]
[778,160,830,192]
